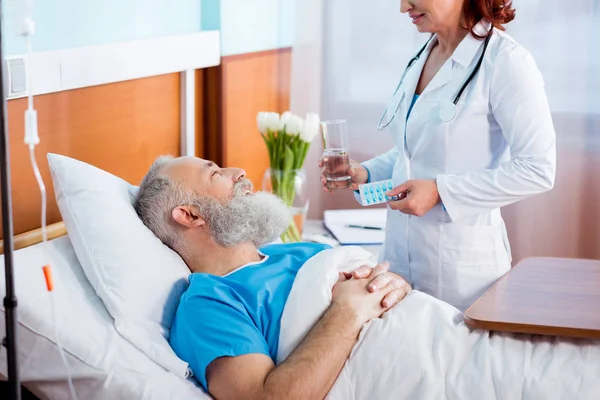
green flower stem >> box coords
[269,168,304,242]
[262,128,311,243]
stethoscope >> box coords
[377,29,493,129]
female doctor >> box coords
[320,0,556,311]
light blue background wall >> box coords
[2,0,202,55]
[1,0,295,57]
[220,0,296,56]
[201,0,221,31]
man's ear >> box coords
[172,206,205,228]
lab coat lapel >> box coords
[402,35,453,107]
[402,46,428,112]
[421,60,453,96]
[424,20,489,96]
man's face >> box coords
[162,156,249,202]
[163,157,290,247]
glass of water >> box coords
[321,120,351,189]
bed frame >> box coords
[0,222,66,255]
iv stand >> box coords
[0,0,22,398]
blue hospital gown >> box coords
[169,242,330,390]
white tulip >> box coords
[279,111,303,136]
[257,112,280,134]
[265,112,281,133]
[300,113,320,142]
[286,115,304,136]
[279,111,292,131]
[257,112,268,134]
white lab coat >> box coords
[359,21,556,311]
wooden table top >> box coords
[464,257,600,339]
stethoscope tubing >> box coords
[377,29,493,129]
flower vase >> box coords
[262,168,309,243]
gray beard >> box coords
[194,180,291,248]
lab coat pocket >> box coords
[440,223,502,268]
[440,223,509,309]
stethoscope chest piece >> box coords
[438,102,457,122]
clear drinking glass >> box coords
[321,120,351,189]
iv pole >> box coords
[0,0,22,398]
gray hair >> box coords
[134,155,189,250]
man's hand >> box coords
[331,271,396,330]
[346,262,411,308]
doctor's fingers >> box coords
[318,159,332,193]
[322,178,347,193]
[320,168,343,193]
[386,181,412,197]
[388,198,419,215]
[320,174,330,192]
[320,173,338,194]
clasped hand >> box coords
[332,262,411,327]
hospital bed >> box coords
[0,234,212,400]
[1,146,598,399]
[3,228,600,399]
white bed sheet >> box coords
[0,236,212,400]
[280,246,600,400]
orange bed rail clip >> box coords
[42,264,54,292]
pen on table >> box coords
[346,224,384,230]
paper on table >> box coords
[323,208,387,245]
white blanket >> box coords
[278,247,600,400]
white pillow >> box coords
[47,153,191,378]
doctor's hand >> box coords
[318,158,368,193]
[344,262,411,309]
[387,179,441,217]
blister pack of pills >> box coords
[358,179,398,206]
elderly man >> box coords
[134,156,411,399]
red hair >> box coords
[462,0,516,38]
